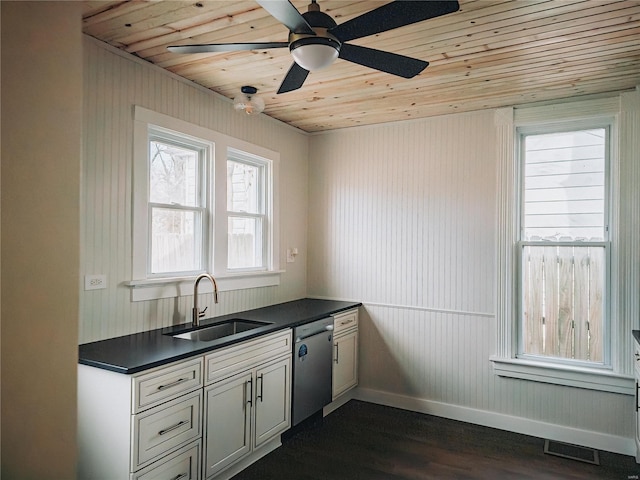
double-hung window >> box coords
[518,124,609,365]
[147,128,209,276]
[131,107,280,301]
[227,149,269,271]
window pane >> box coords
[149,140,199,206]
[522,129,606,240]
[151,207,201,273]
[228,217,263,269]
[521,245,604,362]
[227,160,261,214]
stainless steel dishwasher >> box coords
[291,317,334,426]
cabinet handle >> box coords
[334,344,339,364]
[171,474,188,480]
[242,379,247,409]
[158,420,187,436]
[157,377,186,391]
[257,374,264,402]
[340,318,354,326]
[246,378,253,408]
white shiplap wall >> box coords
[309,113,495,314]
[80,37,309,343]
[308,110,635,453]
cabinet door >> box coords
[203,371,252,479]
[333,330,358,399]
[254,357,291,448]
[636,381,640,443]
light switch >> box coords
[287,248,299,263]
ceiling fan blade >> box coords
[256,0,315,35]
[168,42,288,54]
[330,1,459,43]
[277,62,310,94]
[339,43,428,78]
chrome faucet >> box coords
[192,273,218,327]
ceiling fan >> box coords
[168,0,460,94]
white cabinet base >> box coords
[206,437,281,480]
[331,309,359,401]
[203,372,253,478]
[332,329,359,399]
[634,340,640,463]
[203,330,292,479]
[78,359,204,480]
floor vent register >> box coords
[544,439,600,465]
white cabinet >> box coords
[203,330,292,479]
[78,357,204,479]
[204,371,253,476]
[78,329,292,480]
[333,329,359,399]
[635,340,640,463]
[254,358,291,446]
[332,309,359,399]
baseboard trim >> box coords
[323,389,357,416]
[354,387,635,457]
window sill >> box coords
[125,270,284,302]
[490,356,633,395]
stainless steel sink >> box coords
[171,319,272,342]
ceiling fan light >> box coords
[233,86,265,115]
[290,36,340,71]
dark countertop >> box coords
[78,298,361,374]
[633,330,640,345]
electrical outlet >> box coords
[84,274,107,291]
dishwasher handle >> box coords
[295,324,333,343]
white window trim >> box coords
[491,93,640,395]
[129,106,281,301]
[126,271,284,302]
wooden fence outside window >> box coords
[521,244,604,362]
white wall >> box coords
[80,38,309,343]
[308,109,635,454]
[1,2,82,477]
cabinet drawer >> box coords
[205,330,292,385]
[635,344,640,376]
[132,390,202,470]
[133,358,203,413]
[333,309,358,334]
[132,441,200,480]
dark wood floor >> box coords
[233,400,638,480]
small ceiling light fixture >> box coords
[290,37,340,71]
[289,0,340,71]
[233,86,265,115]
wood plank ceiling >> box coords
[82,0,640,132]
